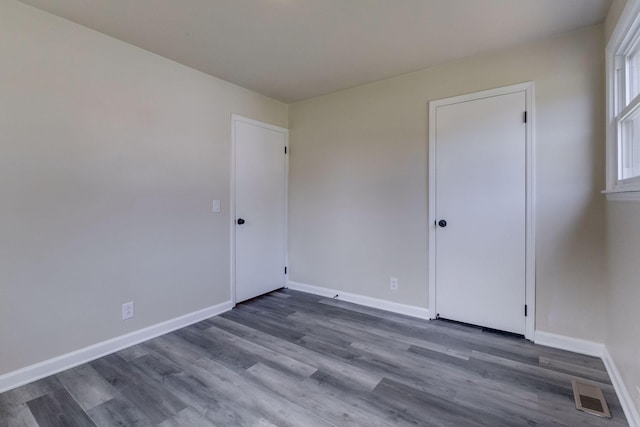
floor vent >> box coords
[572,380,611,418]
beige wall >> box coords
[605,0,640,417]
[606,202,640,415]
[289,25,607,342]
[0,0,287,375]
[605,0,628,42]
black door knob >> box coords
[438,220,447,228]
[237,218,245,225]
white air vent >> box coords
[572,380,611,418]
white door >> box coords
[233,116,287,303]
[434,91,526,334]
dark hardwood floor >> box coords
[0,289,629,426]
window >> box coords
[607,0,640,198]
[619,102,640,179]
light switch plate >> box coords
[122,301,135,320]
[212,199,221,213]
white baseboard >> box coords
[603,346,640,427]
[286,281,430,319]
[533,330,605,357]
[0,300,233,394]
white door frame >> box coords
[428,82,536,340]
[230,114,289,306]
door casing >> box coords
[427,82,536,340]
[230,114,289,306]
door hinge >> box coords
[524,304,528,317]
[284,146,288,154]
[284,266,288,274]
[523,111,527,123]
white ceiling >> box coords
[19,0,612,103]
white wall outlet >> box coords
[122,301,135,320]
[390,277,398,291]
[212,199,221,213]
[636,385,640,408]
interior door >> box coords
[434,91,526,334]
[234,116,287,303]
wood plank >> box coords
[204,324,317,378]
[184,357,335,427]
[157,407,219,427]
[245,362,404,427]
[116,343,149,362]
[0,377,63,406]
[0,395,39,427]
[90,353,187,424]
[26,388,96,427]
[56,364,116,411]
[209,316,383,391]
[86,396,154,426]
[373,377,489,427]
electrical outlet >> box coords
[390,277,398,291]
[122,301,135,320]
[636,385,640,408]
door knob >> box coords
[237,218,245,225]
[438,220,447,228]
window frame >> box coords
[606,0,640,200]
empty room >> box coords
[1,0,639,425]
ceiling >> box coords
[19,0,612,103]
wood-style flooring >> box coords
[0,289,629,426]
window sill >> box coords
[602,189,640,202]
